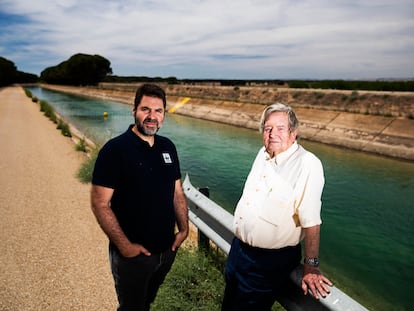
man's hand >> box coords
[119,243,151,258]
[172,230,188,251]
[302,264,333,299]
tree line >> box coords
[1,53,413,91]
[286,79,414,92]
[0,53,112,87]
[0,56,38,86]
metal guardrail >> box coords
[183,174,369,311]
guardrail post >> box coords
[197,187,210,251]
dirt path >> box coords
[0,86,117,310]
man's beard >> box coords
[135,117,159,136]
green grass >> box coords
[56,119,71,137]
[152,247,225,311]
[75,137,88,152]
[77,149,98,183]
[24,88,32,98]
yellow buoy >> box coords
[103,111,108,118]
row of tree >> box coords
[1,53,414,91]
[0,53,112,87]
[287,79,414,92]
[0,57,38,86]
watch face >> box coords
[305,258,320,266]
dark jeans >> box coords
[109,243,176,311]
[221,238,301,311]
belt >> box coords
[237,237,300,255]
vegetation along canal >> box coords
[29,86,414,311]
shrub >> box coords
[24,89,32,98]
[76,138,88,152]
[39,100,57,123]
[57,120,71,137]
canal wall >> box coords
[39,84,414,161]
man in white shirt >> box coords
[221,103,332,311]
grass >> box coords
[77,149,98,183]
[75,137,88,152]
[151,246,225,311]
[39,99,57,123]
[56,119,71,137]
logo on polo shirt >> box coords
[162,153,173,164]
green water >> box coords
[28,87,414,310]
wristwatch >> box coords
[304,257,320,267]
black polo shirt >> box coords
[92,125,181,253]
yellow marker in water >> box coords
[168,97,191,113]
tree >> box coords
[40,53,112,85]
[0,56,18,86]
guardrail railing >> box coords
[183,174,368,311]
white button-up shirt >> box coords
[234,141,324,249]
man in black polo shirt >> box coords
[91,84,189,311]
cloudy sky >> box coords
[0,0,413,80]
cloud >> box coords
[0,0,413,79]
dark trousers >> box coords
[109,243,176,311]
[221,238,301,311]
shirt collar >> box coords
[265,141,298,165]
[127,124,157,148]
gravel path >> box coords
[0,86,117,310]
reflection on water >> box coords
[28,86,414,311]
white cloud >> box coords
[0,0,413,79]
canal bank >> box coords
[40,83,414,161]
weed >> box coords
[76,138,88,152]
[24,89,32,98]
[57,120,71,137]
[77,149,98,183]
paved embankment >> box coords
[41,84,414,161]
[0,86,117,310]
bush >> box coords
[39,100,57,123]
[24,89,32,98]
[75,138,88,152]
[57,120,71,137]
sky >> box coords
[0,0,413,80]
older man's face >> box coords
[263,111,297,158]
